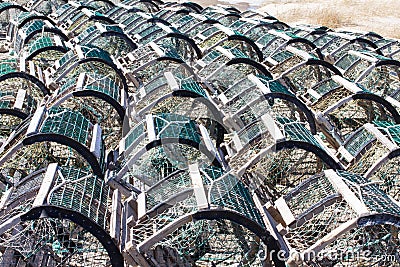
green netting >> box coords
[143,75,167,94]
[125,122,145,150]
[173,14,195,26]
[283,31,300,39]
[80,45,113,62]
[28,36,63,56]
[200,165,225,183]
[121,14,143,30]
[67,12,85,27]
[85,72,121,101]
[0,63,15,76]
[373,120,400,145]
[0,217,111,266]
[359,50,391,61]
[58,50,76,68]
[0,2,13,9]
[271,50,294,62]
[229,20,247,31]
[237,120,267,145]
[209,173,265,227]
[0,90,36,114]
[201,26,219,38]
[268,79,294,95]
[153,113,201,143]
[20,20,45,37]
[104,24,123,33]
[256,33,278,46]
[138,24,162,38]
[75,26,99,44]
[228,47,249,58]
[16,12,32,25]
[146,170,192,209]
[312,78,341,97]
[8,169,45,204]
[180,78,207,98]
[343,128,374,156]
[0,90,14,109]
[335,53,359,71]
[201,50,221,64]
[129,22,156,36]
[277,117,322,148]
[162,45,182,60]
[311,34,334,46]
[337,170,400,215]
[94,11,106,18]
[49,166,111,229]
[284,174,336,217]
[40,107,91,145]
[59,77,78,93]
[105,6,122,17]
[223,77,255,100]
[54,3,72,18]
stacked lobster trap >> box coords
[0,0,399,266]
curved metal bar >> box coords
[352,93,400,124]
[26,45,68,61]
[276,140,342,170]
[0,108,29,119]
[138,0,160,11]
[226,57,273,78]
[306,58,343,76]
[87,0,116,8]
[351,37,379,50]
[21,205,124,267]
[23,134,103,177]
[24,27,69,45]
[0,3,27,14]
[286,38,324,60]
[264,92,317,134]
[77,58,129,93]
[143,210,286,267]
[375,58,400,68]
[0,72,50,95]
[228,34,264,62]
[72,89,125,121]
[165,32,203,59]
[146,138,222,167]
[181,2,203,13]
[357,213,400,228]
[18,14,57,29]
[89,15,117,25]
[101,31,138,50]
[147,17,171,26]
[222,13,241,19]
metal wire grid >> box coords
[40,107,91,146]
[0,218,111,266]
[48,166,111,230]
[284,174,336,217]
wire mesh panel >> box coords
[126,165,280,266]
[0,107,105,188]
[49,72,125,148]
[234,117,336,202]
[117,113,220,189]
[357,62,400,113]
[0,164,119,267]
[281,170,400,267]
[50,44,125,91]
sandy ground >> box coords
[195,0,400,39]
